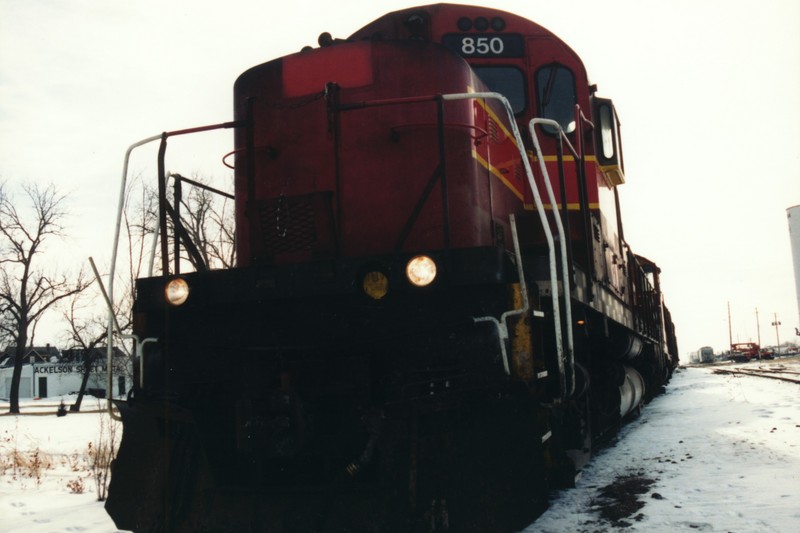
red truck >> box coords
[730,342,760,362]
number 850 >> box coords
[461,36,505,55]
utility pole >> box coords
[771,313,782,355]
[728,302,733,350]
[755,308,761,347]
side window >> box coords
[598,103,617,159]
[592,97,625,185]
[472,66,526,114]
[535,64,576,134]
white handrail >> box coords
[472,214,528,376]
[106,123,238,415]
[444,92,567,398]
[528,119,576,397]
[106,134,163,418]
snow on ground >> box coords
[1,361,799,533]
[529,358,800,532]
[0,395,124,532]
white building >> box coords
[0,347,128,399]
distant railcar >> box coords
[105,4,678,532]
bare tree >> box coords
[160,173,235,273]
[59,174,154,413]
[62,243,140,412]
[175,174,236,270]
[71,172,234,407]
[0,182,91,413]
[123,175,158,284]
[61,291,108,412]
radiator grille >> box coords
[253,192,335,260]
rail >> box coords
[524,109,595,398]
[712,366,800,385]
[107,121,241,417]
[527,118,576,397]
[166,172,236,275]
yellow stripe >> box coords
[472,150,599,211]
[523,202,600,211]
[530,153,599,164]
[470,96,600,167]
[474,98,519,149]
[472,149,524,200]
[467,96,602,209]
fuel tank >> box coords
[619,365,645,418]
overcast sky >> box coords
[1,0,799,357]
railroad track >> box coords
[712,365,800,385]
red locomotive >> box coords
[105,4,678,532]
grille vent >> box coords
[259,196,316,254]
[253,192,335,260]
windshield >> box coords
[536,63,576,134]
[473,66,526,114]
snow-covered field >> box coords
[2,360,799,533]
[530,358,800,532]
[0,396,125,532]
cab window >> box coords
[473,66,526,114]
[598,104,617,159]
[535,64,576,134]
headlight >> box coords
[405,255,437,287]
[362,271,389,300]
[165,278,189,306]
